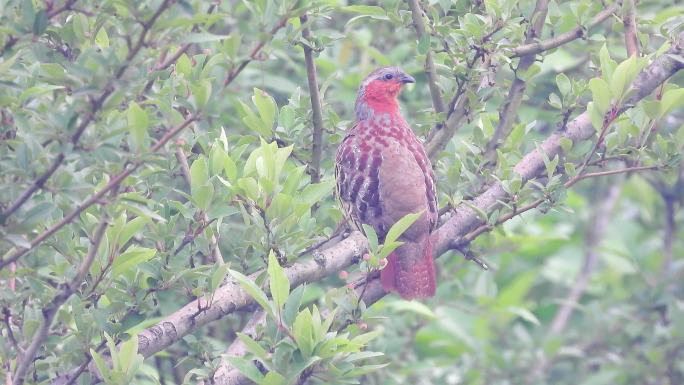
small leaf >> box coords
[226,356,264,383]
[95,27,109,48]
[267,251,290,312]
[417,34,430,55]
[127,102,149,151]
[236,332,269,363]
[112,247,157,276]
[181,32,231,43]
[229,269,274,318]
[190,157,209,195]
[556,73,571,96]
[253,88,277,133]
[588,78,611,113]
[175,53,192,78]
[384,212,422,245]
[292,308,314,357]
[660,88,684,116]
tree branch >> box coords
[12,212,110,385]
[484,0,549,162]
[408,0,447,116]
[510,3,620,58]
[133,231,367,358]
[300,14,325,184]
[0,0,175,223]
[623,0,640,57]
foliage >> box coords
[0,0,683,384]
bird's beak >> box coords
[399,73,415,84]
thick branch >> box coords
[623,0,640,57]
[510,3,620,58]
[1,0,174,223]
[485,0,549,161]
[134,232,366,358]
[300,14,325,184]
[13,214,110,385]
[408,0,446,116]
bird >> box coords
[335,67,438,300]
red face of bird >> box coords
[355,67,415,119]
[359,67,415,102]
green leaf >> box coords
[127,102,149,151]
[253,88,277,133]
[210,262,230,293]
[283,285,305,327]
[610,55,637,100]
[598,44,617,82]
[190,157,209,195]
[388,301,436,319]
[588,78,612,113]
[260,371,286,385]
[556,73,571,96]
[19,85,65,104]
[226,356,264,383]
[91,349,111,380]
[300,180,334,206]
[95,27,110,48]
[176,53,192,78]
[32,10,47,35]
[417,34,430,55]
[267,251,290,312]
[112,247,157,276]
[384,212,422,245]
[362,224,378,253]
[192,182,214,211]
[229,269,274,318]
[236,332,269,363]
[292,308,314,357]
[191,79,212,109]
[660,88,684,116]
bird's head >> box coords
[355,66,415,120]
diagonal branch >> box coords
[510,3,620,58]
[484,0,549,162]
[300,14,325,184]
[0,0,175,224]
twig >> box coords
[300,14,325,184]
[0,115,198,271]
[408,0,447,116]
[0,0,175,223]
[12,213,110,385]
[174,143,224,264]
[623,0,640,57]
[510,3,620,57]
[141,3,218,95]
[223,16,290,87]
[484,0,549,162]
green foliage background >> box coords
[0,0,683,384]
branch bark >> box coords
[623,0,640,57]
[510,3,620,58]
[484,0,549,162]
[300,14,325,184]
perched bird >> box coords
[335,67,438,300]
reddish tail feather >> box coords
[380,238,436,300]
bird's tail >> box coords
[380,237,436,299]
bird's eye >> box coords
[384,73,394,80]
